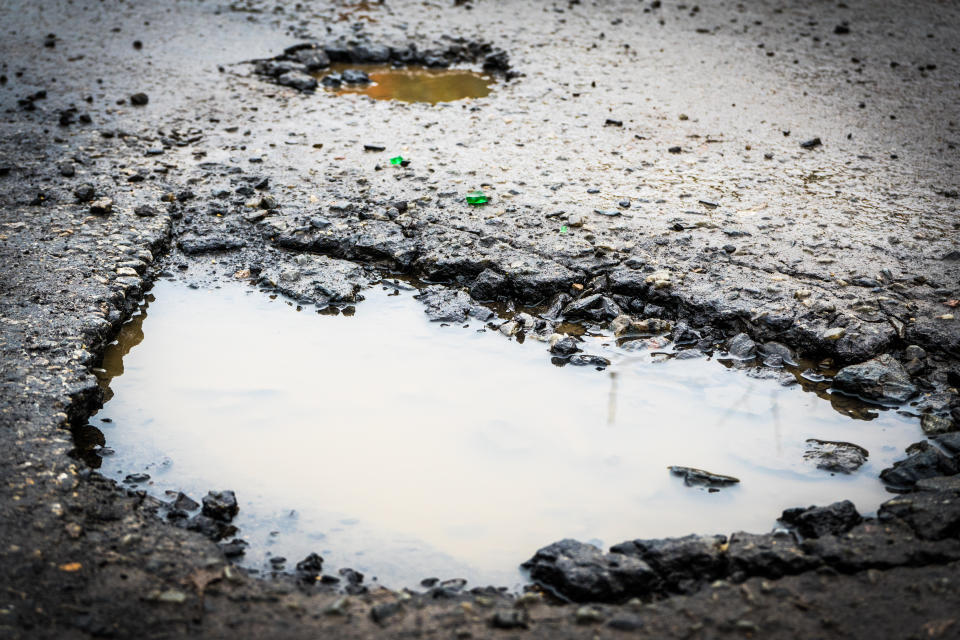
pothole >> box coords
[77,278,920,591]
[252,38,514,95]
[318,63,494,103]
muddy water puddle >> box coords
[83,279,921,590]
[318,63,493,103]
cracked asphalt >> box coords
[1,0,959,637]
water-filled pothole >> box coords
[317,63,494,103]
[81,279,920,589]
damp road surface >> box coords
[87,279,921,589]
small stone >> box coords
[803,439,868,474]
[202,490,239,522]
[172,492,199,511]
[726,333,757,359]
[58,162,75,177]
[134,204,158,217]
[921,414,956,435]
[799,137,822,149]
[152,589,187,603]
[89,198,113,215]
[833,354,917,404]
[669,466,740,488]
[341,69,370,84]
[490,610,528,629]
[277,71,318,92]
[74,183,95,202]
[130,92,149,106]
[903,345,926,360]
[823,327,845,341]
[259,195,278,210]
[575,606,604,624]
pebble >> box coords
[89,198,113,215]
[130,92,149,106]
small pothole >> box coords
[318,63,494,103]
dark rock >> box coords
[124,473,150,483]
[880,441,960,489]
[220,538,248,558]
[543,293,572,320]
[277,71,318,92]
[726,332,756,359]
[186,514,237,541]
[321,73,342,88]
[780,501,863,538]
[802,521,960,572]
[550,336,580,356]
[522,539,660,603]
[832,354,917,404]
[669,466,740,488]
[803,439,869,474]
[58,162,75,177]
[130,92,149,106]
[201,490,239,522]
[878,490,960,541]
[470,268,507,300]
[568,354,611,368]
[759,341,796,366]
[172,492,199,511]
[74,183,95,203]
[259,195,278,210]
[799,137,822,149]
[134,205,158,217]
[727,531,819,580]
[341,69,370,84]
[256,60,304,77]
[295,552,324,577]
[921,414,957,435]
[934,432,960,456]
[415,286,493,323]
[610,534,727,594]
[351,43,391,63]
[292,48,330,70]
[562,294,622,322]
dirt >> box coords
[1,0,959,637]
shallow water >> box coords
[85,279,921,590]
[318,63,494,103]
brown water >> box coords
[83,279,921,590]
[319,63,494,103]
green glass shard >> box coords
[390,156,404,165]
[465,190,488,205]
[560,225,569,234]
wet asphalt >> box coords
[1,0,959,637]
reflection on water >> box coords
[81,279,921,589]
[318,63,494,104]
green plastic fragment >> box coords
[390,156,404,165]
[560,225,569,234]
[465,190,488,205]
